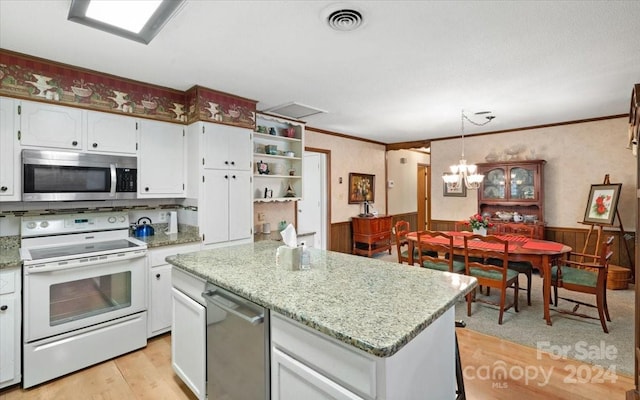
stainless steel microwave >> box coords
[22,150,137,201]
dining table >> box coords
[406,231,572,326]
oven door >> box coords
[23,251,147,342]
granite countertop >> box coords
[166,241,477,358]
[132,229,201,248]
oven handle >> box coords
[24,250,147,274]
[110,164,117,197]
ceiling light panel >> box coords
[86,1,162,33]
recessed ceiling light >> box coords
[68,0,185,44]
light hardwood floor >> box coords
[0,329,633,400]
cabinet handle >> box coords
[72,140,78,146]
[145,187,150,192]
[225,161,229,165]
[156,273,161,279]
[232,175,236,179]
[225,175,229,179]
[0,186,7,192]
[92,142,98,148]
[0,305,7,311]
[230,161,235,165]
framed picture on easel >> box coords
[583,183,622,225]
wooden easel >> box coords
[579,174,634,277]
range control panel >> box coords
[20,212,130,237]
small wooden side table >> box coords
[351,215,393,257]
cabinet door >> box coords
[481,167,506,200]
[138,120,185,197]
[201,169,230,245]
[509,165,537,201]
[149,264,172,337]
[272,348,364,400]
[202,123,251,170]
[228,170,252,241]
[20,100,83,150]
[0,98,19,201]
[172,288,206,400]
[0,293,17,387]
[86,110,137,154]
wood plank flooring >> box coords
[0,330,634,400]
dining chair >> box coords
[416,230,465,273]
[464,234,519,325]
[551,236,614,333]
[394,220,412,264]
[491,223,536,306]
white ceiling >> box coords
[1,0,639,144]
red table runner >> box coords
[466,240,516,251]
[521,241,564,252]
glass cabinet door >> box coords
[482,167,506,199]
[509,166,536,200]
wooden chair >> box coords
[464,234,519,325]
[416,230,465,274]
[493,223,536,306]
[551,236,614,333]
[394,220,412,264]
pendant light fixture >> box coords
[443,110,495,190]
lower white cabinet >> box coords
[148,243,201,337]
[0,98,19,201]
[0,267,21,389]
[272,347,364,400]
[171,268,206,400]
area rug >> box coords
[374,251,635,377]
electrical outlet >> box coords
[158,212,167,222]
[258,212,265,221]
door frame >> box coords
[301,147,331,250]
[417,163,431,231]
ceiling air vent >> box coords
[261,102,327,119]
[326,8,363,31]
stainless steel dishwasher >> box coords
[202,284,270,399]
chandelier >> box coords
[442,110,495,190]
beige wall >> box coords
[386,149,430,215]
[430,117,636,230]
[305,131,387,223]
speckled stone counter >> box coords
[132,229,201,248]
[0,236,21,269]
[166,240,477,358]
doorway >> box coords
[297,150,328,249]
[417,164,431,231]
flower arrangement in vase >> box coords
[467,213,493,235]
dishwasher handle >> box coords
[202,289,264,326]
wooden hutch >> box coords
[351,215,393,257]
[476,159,546,239]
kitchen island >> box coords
[167,241,477,400]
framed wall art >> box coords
[348,173,375,204]
[583,183,621,225]
[443,174,466,197]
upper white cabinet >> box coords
[253,113,304,203]
[86,110,137,154]
[20,99,83,150]
[19,99,137,155]
[0,98,20,201]
[202,123,252,170]
[187,122,253,247]
[138,119,186,197]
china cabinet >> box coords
[0,98,19,201]
[253,113,304,202]
[0,267,21,389]
[351,215,393,257]
[476,159,546,239]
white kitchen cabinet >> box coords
[86,110,137,154]
[20,99,84,150]
[272,348,365,400]
[138,119,186,197]
[0,267,22,389]
[202,122,252,171]
[171,268,206,400]
[147,243,201,338]
[186,122,253,247]
[0,98,20,201]
[201,169,252,245]
[253,113,304,203]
